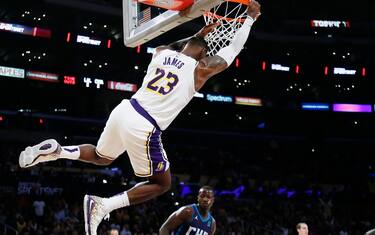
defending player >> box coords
[159,186,216,235]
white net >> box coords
[203,1,248,56]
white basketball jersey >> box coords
[132,49,198,130]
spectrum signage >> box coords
[0,65,25,78]
[206,94,233,103]
[26,71,59,82]
[107,81,137,92]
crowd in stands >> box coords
[1,138,375,235]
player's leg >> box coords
[84,107,171,235]
[127,168,171,204]
[19,141,114,168]
[19,101,125,168]
[84,169,171,235]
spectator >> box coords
[296,222,308,235]
[33,198,46,222]
[120,224,132,235]
[108,228,120,235]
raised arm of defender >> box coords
[159,206,194,235]
[194,0,261,91]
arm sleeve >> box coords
[216,16,255,66]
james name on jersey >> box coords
[163,56,185,69]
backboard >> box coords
[123,0,223,48]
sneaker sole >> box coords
[19,139,58,168]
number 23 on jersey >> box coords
[147,68,179,95]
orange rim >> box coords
[225,0,250,6]
[204,0,249,22]
[204,11,247,23]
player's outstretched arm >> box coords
[159,206,194,235]
[194,0,261,91]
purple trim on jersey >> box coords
[130,98,161,130]
[63,147,79,153]
[148,129,168,174]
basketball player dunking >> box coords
[18,1,261,234]
[160,186,216,235]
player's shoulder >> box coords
[175,204,195,219]
[153,47,176,58]
[177,204,195,214]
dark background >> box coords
[0,0,375,234]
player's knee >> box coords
[150,169,171,195]
[93,150,114,166]
[99,158,113,166]
[95,156,113,166]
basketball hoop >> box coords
[203,0,250,56]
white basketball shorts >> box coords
[96,99,170,177]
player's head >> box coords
[182,36,209,60]
[296,222,308,235]
[197,185,214,211]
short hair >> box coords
[186,36,209,51]
[199,185,214,194]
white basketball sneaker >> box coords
[19,139,61,168]
[83,195,110,235]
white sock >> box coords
[60,146,80,160]
[104,192,130,212]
